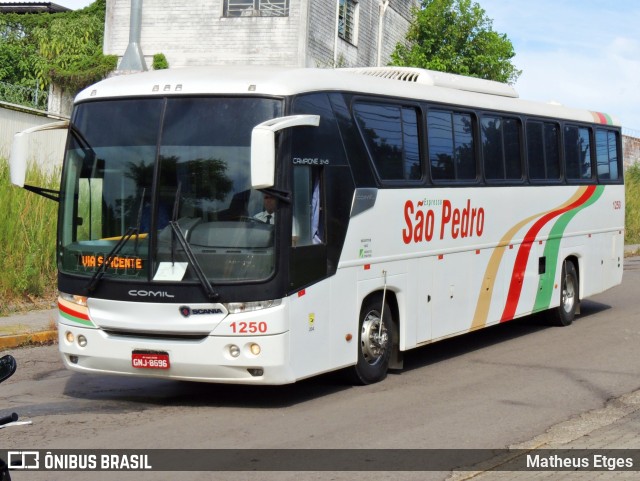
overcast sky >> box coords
[50,1,640,132]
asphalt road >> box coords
[2,257,639,481]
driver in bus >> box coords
[253,194,277,225]
[254,193,299,245]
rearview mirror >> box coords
[251,114,320,189]
[9,120,70,188]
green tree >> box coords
[390,0,521,84]
[0,0,116,94]
[0,14,46,89]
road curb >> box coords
[0,330,58,350]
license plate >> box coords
[132,351,170,370]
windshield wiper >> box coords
[86,227,140,293]
[168,221,219,301]
[168,182,219,301]
[85,191,147,292]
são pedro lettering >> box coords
[403,198,485,244]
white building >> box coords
[104,0,417,70]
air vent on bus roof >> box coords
[341,67,519,98]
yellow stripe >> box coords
[470,186,587,329]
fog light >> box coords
[65,331,75,343]
[249,343,261,356]
[77,335,87,347]
[69,355,79,364]
[247,368,264,377]
[229,345,240,358]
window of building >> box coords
[481,115,522,181]
[595,129,620,181]
[427,109,476,181]
[527,120,560,181]
[224,0,289,17]
[353,102,422,182]
[564,125,593,181]
[338,0,358,44]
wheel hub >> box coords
[361,311,388,364]
[562,273,576,312]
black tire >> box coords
[350,296,394,385]
[549,260,578,326]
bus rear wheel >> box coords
[350,296,393,385]
[549,260,578,327]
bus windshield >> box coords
[58,97,283,284]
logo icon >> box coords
[7,451,39,469]
[179,306,191,318]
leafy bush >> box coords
[0,0,114,95]
[152,53,169,70]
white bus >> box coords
[10,66,624,385]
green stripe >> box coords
[59,309,95,327]
[603,113,614,125]
[533,185,604,311]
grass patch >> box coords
[625,164,640,245]
[0,159,58,314]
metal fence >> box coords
[225,0,289,17]
[0,80,48,111]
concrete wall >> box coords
[0,102,67,176]
[623,135,640,169]
[104,0,417,69]
[106,0,304,68]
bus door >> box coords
[416,256,434,343]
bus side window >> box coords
[527,120,560,181]
[427,109,476,181]
[596,129,620,181]
[564,125,593,181]
[481,115,523,181]
[353,102,422,181]
[292,166,324,246]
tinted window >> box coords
[596,129,620,180]
[354,102,421,181]
[427,109,476,181]
[564,125,593,180]
[481,116,522,181]
[292,93,348,167]
[527,121,560,180]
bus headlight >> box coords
[228,345,241,358]
[59,291,88,307]
[224,299,281,314]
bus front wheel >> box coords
[350,296,393,385]
[549,260,578,327]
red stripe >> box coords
[594,112,608,124]
[58,301,90,321]
[500,186,596,321]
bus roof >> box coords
[76,66,620,127]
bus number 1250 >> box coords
[230,321,268,334]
